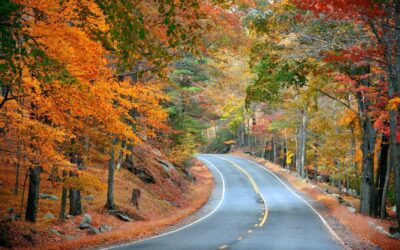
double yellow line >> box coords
[215,156,269,227]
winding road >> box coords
[107,154,343,250]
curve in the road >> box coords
[214,155,268,228]
[104,154,344,250]
[226,155,347,249]
[104,157,226,250]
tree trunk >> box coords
[14,142,21,195]
[105,141,117,210]
[295,126,300,175]
[19,168,28,220]
[381,148,392,219]
[273,133,277,164]
[116,141,125,170]
[359,117,377,216]
[247,118,251,152]
[59,170,67,221]
[131,188,141,209]
[376,135,389,218]
[313,138,319,180]
[69,171,82,216]
[283,129,287,169]
[25,166,41,222]
[261,138,267,159]
[389,107,400,226]
[350,126,357,190]
[300,110,307,179]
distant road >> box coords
[107,154,342,250]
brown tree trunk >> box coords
[105,140,117,210]
[69,171,82,216]
[59,170,67,221]
[283,130,287,169]
[116,140,125,170]
[131,188,141,209]
[359,117,377,216]
[273,133,277,164]
[376,135,390,218]
[25,166,41,222]
[298,110,307,179]
[261,138,267,159]
[14,142,21,195]
[295,126,300,175]
[381,149,392,219]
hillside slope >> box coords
[0,144,213,249]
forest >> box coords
[1,0,400,249]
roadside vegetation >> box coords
[1,0,400,249]
[0,0,241,248]
[203,0,400,247]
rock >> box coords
[87,227,100,235]
[110,211,132,221]
[2,214,17,222]
[83,195,94,201]
[66,215,74,220]
[79,223,91,229]
[2,208,18,222]
[64,235,76,240]
[331,193,340,198]
[137,171,155,184]
[99,224,111,233]
[43,212,55,219]
[368,220,391,236]
[116,212,131,221]
[390,232,400,239]
[128,167,155,184]
[39,193,58,201]
[375,226,390,235]
[368,220,375,227]
[347,207,356,213]
[81,213,92,224]
[157,159,176,173]
[49,228,61,236]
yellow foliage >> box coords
[387,97,400,110]
[63,171,106,192]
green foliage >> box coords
[170,54,209,87]
[246,54,307,107]
[0,0,24,89]
[29,48,77,86]
[96,0,201,71]
[167,54,211,163]
[0,1,76,96]
[204,128,235,153]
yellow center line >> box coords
[215,156,269,227]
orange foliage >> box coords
[0,0,170,172]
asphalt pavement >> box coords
[106,154,342,250]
